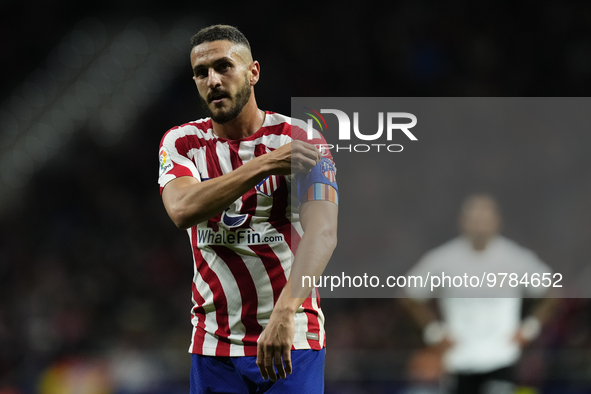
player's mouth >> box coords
[209,91,230,104]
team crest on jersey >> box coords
[256,175,281,196]
[320,159,336,182]
[159,147,173,176]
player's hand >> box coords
[264,141,320,175]
[430,336,454,355]
[512,329,530,348]
[256,310,295,381]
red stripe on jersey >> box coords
[210,245,263,349]
[227,141,242,169]
[190,281,207,354]
[253,143,267,158]
[205,141,224,179]
[302,295,322,349]
[159,118,212,147]
[166,163,193,180]
[228,140,257,217]
[170,134,224,180]
[257,123,290,139]
[248,244,286,305]
[191,230,231,356]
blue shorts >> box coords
[190,349,325,394]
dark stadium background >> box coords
[1,1,591,393]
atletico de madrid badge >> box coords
[320,159,336,182]
[256,175,281,196]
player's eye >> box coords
[195,68,207,78]
[217,63,231,72]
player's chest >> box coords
[190,140,283,181]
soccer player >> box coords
[158,25,338,393]
[402,194,557,394]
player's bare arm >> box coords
[400,298,439,330]
[400,298,453,351]
[256,200,338,382]
[513,295,559,347]
[162,141,320,229]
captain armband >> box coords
[296,157,339,206]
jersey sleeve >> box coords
[291,123,338,206]
[158,128,201,194]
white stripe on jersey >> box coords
[200,247,248,353]
[215,140,233,174]
[187,147,208,180]
[189,236,219,353]
[238,140,256,164]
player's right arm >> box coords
[400,298,453,351]
[400,256,452,349]
[162,140,319,229]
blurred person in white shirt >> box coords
[402,194,558,394]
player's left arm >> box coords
[513,253,560,347]
[513,293,559,347]
[256,200,338,381]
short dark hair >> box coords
[190,25,251,53]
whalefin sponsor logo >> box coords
[196,228,284,246]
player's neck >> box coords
[469,235,495,251]
[212,97,265,140]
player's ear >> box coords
[249,60,260,86]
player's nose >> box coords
[206,68,222,88]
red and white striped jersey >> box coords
[158,112,332,356]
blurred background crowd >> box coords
[1,1,591,393]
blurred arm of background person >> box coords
[400,298,454,352]
[513,293,560,347]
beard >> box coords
[199,76,252,124]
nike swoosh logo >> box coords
[220,210,248,228]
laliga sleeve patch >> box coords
[296,157,338,205]
[159,147,174,177]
